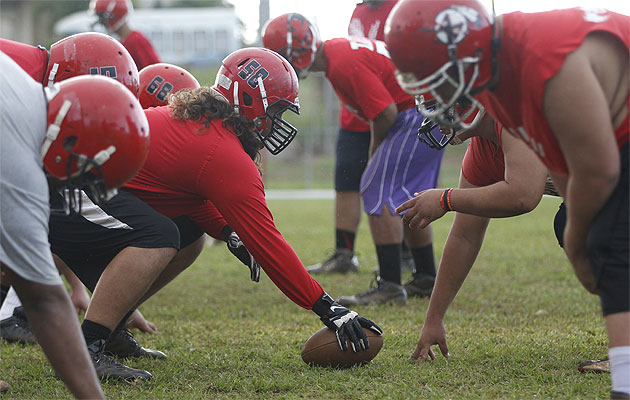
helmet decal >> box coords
[217,74,232,91]
[89,66,117,78]
[435,8,470,45]
[138,63,199,108]
[237,59,269,89]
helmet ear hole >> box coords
[254,118,264,128]
[242,92,253,106]
[62,136,78,152]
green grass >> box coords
[0,196,609,399]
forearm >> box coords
[448,181,541,218]
[369,103,397,155]
[53,254,83,291]
[370,121,393,153]
[425,214,489,323]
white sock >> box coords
[0,287,22,320]
[610,346,630,394]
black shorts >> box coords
[587,143,629,316]
[49,190,203,291]
[334,128,370,192]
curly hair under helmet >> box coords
[169,87,263,164]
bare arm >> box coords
[411,175,491,362]
[369,102,398,157]
[543,35,624,293]
[398,129,547,229]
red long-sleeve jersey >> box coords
[124,106,324,309]
[0,38,48,83]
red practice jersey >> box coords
[478,8,629,174]
[341,0,399,132]
[461,121,506,187]
[121,30,161,70]
[0,39,48,83]
[124,106,324,309]
[324,37,414,122]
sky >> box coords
[228,0,630,44]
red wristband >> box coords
[446,188,453,211]
[440,190,448,211]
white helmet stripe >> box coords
[286,14,293,58]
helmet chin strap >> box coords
[232,80,239,114]
[93,145,116,166]
[47,63,59,88]
[41,99,71,159]
[258,76,268,111]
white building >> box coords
[54,7,241,67]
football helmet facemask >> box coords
[211,47,300,155]
[43,75,149,214]
[46,32,139,96]
[138,63,200,108]
[385,0,495,130]
[261,13,322,79]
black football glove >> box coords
[221,225,261,282]
[312,292,383,352]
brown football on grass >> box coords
[301,327,383,368]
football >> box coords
[301,327,383,368]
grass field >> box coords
[0,194,610,399]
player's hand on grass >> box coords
[411,319,449,363]
[69,284,90,314]
[396,189,446,229]
[221,225,261,282]
[127,309,158,334]
[312,292,383,352]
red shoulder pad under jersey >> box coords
[125,107,324,309]
[0,39,48,83]
[324,38,414,122]
[121,30,161,70]
[461,122,506,187]
[479,8,629,174]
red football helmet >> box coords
[261,13,322,79]
[43,75,149,210]
[385,0,494,129]
[138,63,200,108]
[211,47,300,155]
[46,32,139,96]
[90,0,133,32]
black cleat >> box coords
[87,339,152,381]
[306,249,359,274]
[404,273,435,298]
[0,307,37,344]
[104,329,166,360]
